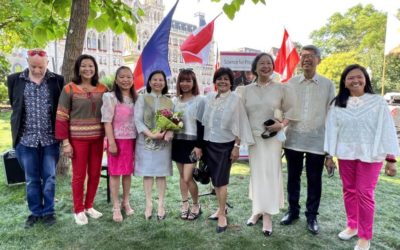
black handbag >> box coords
[261,119,278,139]
[192,159,210,185]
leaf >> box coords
[53,0,71,18]
[33,25,48,45]
[223,3,236,20]
[122,22,136,42]
[93,14,109,31]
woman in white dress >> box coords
[134,70,174,220]
[238,53,296,236]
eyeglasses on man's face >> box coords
[300,54,317,59]
[27,49,47,57]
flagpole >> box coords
[381,55,387,96]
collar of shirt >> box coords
[255,81,273,88]
[216,90,231,99]
[150,91,163,98]
[19,69,55,82]
[299,74,319,85]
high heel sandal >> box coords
[121,203,134,216]
[157,206,166,221]
[262,213,273,237]
[180,200,189,220]
[216,215,228,233]
[144,205,152,220]
[208,207,228,220]
[246,214,263,226]
[187,203,202,220]
[112,208,123,222]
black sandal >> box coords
[188,203,202,220]
[180,200,189,220]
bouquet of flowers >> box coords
[154,109,184,132]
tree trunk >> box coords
[57,0,90,176]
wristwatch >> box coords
[234,143,241,148]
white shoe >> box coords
[74,212,88,225]
[85,208,103,219]
[338,228,358,240]
[354,241,370,250]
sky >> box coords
[163,0,399,52]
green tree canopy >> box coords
[311,4,400,93]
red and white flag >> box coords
[180,14,220,64]
[274,29,300,82]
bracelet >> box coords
[63,142,70,147]
[234,143,240,148]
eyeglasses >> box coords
[300,54,317,59]
[27,49,47,57]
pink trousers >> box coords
[338,159,382,240]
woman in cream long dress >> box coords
[237,53,297,236]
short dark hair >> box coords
[146,70,169,95]
[213,67,234,91]
[72,54,99,86]
[112,66,138,103]
[176,69,200,96]
[332,64,374,108]
[251,53,275,80]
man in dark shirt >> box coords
[7,49,64,228]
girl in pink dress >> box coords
[101,66,138,222]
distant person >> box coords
[55,54,108,225]
[134,70,174,220]
[172,69,204,220]
[101,66,138,222]
[280,45,336,235]
[325,64,400,250]
[238,53,297,237]
[233,71,254,90]
[7,49,64,228]
[201,67,254,233]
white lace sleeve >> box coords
[101,92,116,123]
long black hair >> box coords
[72,54,99,86]
[146,70,169,95]
[333,64,374,108]
[112,66,138,103]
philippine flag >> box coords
[180,14,220,64]
[133,0,178,90]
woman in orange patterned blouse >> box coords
[55,54,108,225]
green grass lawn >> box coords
[0,110,399,250]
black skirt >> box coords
[204,141,234,187]
[172,139,197,164]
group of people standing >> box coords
[7,45,399,250]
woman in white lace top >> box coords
[324,64,400,250]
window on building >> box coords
[87,31,97,49]
[98,33,107,51]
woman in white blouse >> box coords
[201,67,254,233]
[171,69,204,220]
[324,64,400,250]
[238,53,296,236]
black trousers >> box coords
[284,148,325,221]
